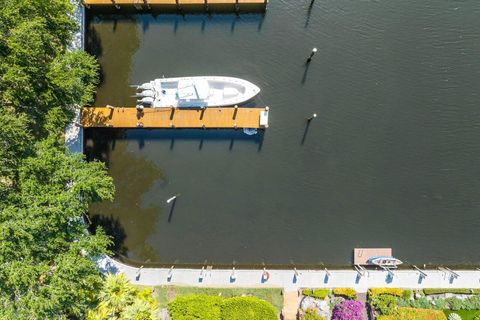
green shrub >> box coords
[370,294,398,315]
[168,295,223,320]
[448,313,462,320]
[332,288,357,299]
[448,298,467,311]
[424,289,480,296]
[402,289,413,300]
[368,288,405,300]
[220,296,277,320]
[168,295,278,320]
[377,307,447,320]
[302,289,330,300]
[302,308,327,320]
[399,296,438,310]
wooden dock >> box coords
[82,0,268,12]
[353,248,392,266]
[80,106,269,129]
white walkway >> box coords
[98,257,480,293]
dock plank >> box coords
[80,107,269,129]
[354,248,392,266]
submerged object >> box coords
[135,76,260,108]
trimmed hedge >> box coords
[220,296,277,320]
[424,289,480,296]
[332,288,357,299]
[368,288,405,299]
[377,307,447,320]
[168,295,223,319]
[168,295,277,320]
[302,289,330,300]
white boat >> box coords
[135,76,260,108]
[367,256,403,268]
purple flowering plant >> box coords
[331,300,365,320]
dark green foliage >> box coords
[0,0,112,318]
[0,0,99,135]
[302,289,330,300]
[167,295,278,320]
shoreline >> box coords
[98,256,480,293]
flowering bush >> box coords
[331,300,364,320]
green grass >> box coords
[444,310,480,320]
[155,286,284,311]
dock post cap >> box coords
[265,106,269,111]
[106,104,115,109]
[312,47,318,53]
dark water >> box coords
[86,0,480,266]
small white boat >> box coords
[367,256,403,268]
[135,76,260,108]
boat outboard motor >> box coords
[137,97,154,105]
[138,83,154,90]
[136,89,154,98]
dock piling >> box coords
[167,266,174,281]
[307,113,317,121]
[230,267,237,282]
[307,47,318,63]
[111,0,120,9]
[235,0,240,13]
[413,265,428,278]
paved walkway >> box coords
[282,288,300,320]
[98,256,480,293]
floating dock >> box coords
[82,0,268,12]
[80,106,269,129]
[353,248,392,266]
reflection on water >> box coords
[87,0,480,266]
[87,16,140,106]
[86,129,164,262]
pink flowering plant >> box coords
[331,300,365,320]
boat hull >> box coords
[367,256,403,267]
[136,76,260,108]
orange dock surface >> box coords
[81,106,269,129]
[353,248,393,265]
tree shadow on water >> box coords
[89,214,128,256]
